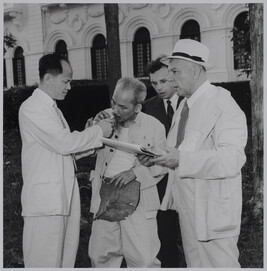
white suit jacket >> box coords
[90,111,167,219]
[161,81,248,241]
[19,88,103,216]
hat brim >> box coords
[161,55,212,70]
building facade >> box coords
[3,3,249,88]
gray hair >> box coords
[115,77,147,105]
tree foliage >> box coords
[232,11,251,77]
[4,31,16,55]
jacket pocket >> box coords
[34,175,61,184]
[207,195,237,233]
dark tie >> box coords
[175,100,189,148]
[166,100,174,124]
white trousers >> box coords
[89,197,161,268]
[179,211,240,267]
[175,179,240,268]
[22,181,80,268]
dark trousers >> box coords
[156,175,180,267]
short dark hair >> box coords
[39,53,70,80]
[146,55,168,75]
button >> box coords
[110,149,114,152]
[105,162,108,166]
[115,135,118,139]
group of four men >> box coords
[19,39,248,268]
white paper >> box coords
[101,137,162,157]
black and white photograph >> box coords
[2,0,264,269]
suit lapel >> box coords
[194,94,222,149]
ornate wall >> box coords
[4,3,249,88]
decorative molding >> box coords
[130,4,149,10]
[5,10,23,30]
[41,4,69,25]
[154,4,171,18]
[118,8,125,24]
[210,4,223,10]
[86,5,104,18]
[69,14,84,32]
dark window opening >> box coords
[13,46,26,86]
[133,27,151,77]
[91,34,107,80]
[180,20,200,41]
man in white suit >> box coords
[140,39,248,267]
[19,53,113,267]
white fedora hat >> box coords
[161,39,211,69]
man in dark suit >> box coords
[142,56,183,267]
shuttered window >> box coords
[13,47,26,86]
[133,27,151,77]
[91,34,107,80]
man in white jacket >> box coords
[88,77,166,268]
[19,53,113,267]
[140,39,248,267]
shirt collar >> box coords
[131,111,142,127]
[186,80,210,108]
[33,88,55,107]
[163,93,178,105]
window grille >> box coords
[133,27,151,77]
[13,46,26,86]
[91,34,107,80]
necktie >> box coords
[53,103,78,172]
[175,100,189,148]
[166,100,174,124]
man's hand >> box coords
[110,169,136,189]
[136,154,154,167]
[94,110,111,124]
[151,146,180,169]
[97,119,114,138]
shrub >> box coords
[3,80,251,132]
[213,81,251,124]
[3,85,36,131]
[57,80,110,131]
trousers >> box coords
[22,180,80,267]
[89,196,161,268]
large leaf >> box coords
[94,178,140,222]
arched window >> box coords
[233,11,249,70]
[133,27,151,77]
[91,34,107,80]
[180,20,200,41]
[13,47,26,86]
[55,40,68,60]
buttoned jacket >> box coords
[19,88,103,216]
[161,82,248,241]
[90,111,167,219]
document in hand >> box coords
[101,138,162,157]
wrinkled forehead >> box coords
[113,86,135,102]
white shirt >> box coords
[163,94,178,113]
[105,127,136,177]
